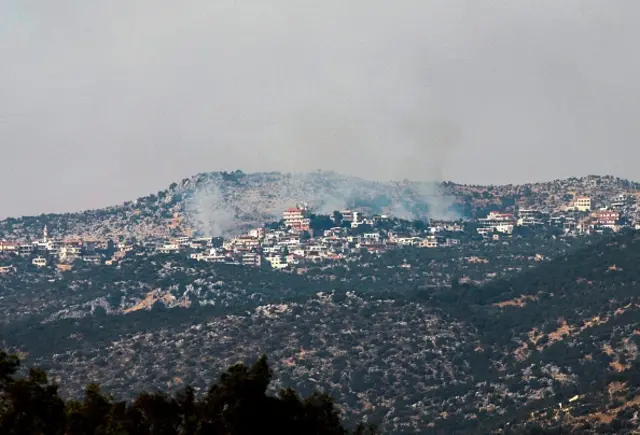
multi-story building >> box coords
[242,253,261,267]
[363,232,380,242]
[248,228,265,239]
[574,196,592,212]
[232,235,261,249]
[419,237,439,248]
[157,243,180,253]
[283,207,310,232]
[477,212,516,236]
[610,194,631,210]
[19,244,34,255]
[283,207,306,225]
[341,210,360,223]
[289,219,311,233]
[517,209,547,226]
[265,255,288,269]
[594,210,620,230]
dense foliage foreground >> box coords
[0,350,378,435]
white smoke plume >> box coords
[3,1,640,219]
[184,181,236,237]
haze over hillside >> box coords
[3,1,640,216]
[3,2,640,433]
[1,170,638,240]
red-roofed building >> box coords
[594,210,620,229]
[283,207,309,229]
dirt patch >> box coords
[580,395,640,424]
[528,329,545,346]
[603,343,616,356]
[614,303,636,316]
[493,295,539,308]
[516,315,613,362]
[547,321,571,343]
[124,292,158,313]
[551,371,571,383]
[579,316,608,331]
[514,341,530,361]
[608,381,627,397]
[609,360,630,373]
[602,342,633,373]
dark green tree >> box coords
[0,351,377,435]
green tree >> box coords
[0,351,377,435]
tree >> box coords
[0,352,66,435]
[0,350,375,435]
[332,211,344,226]
[310,214,335,234]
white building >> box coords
[265,256,288,269]
[248,228,265,239]
[32,257,47,267]
[574,197,592,212]
[477,212,516,236]
[158,243,180,253]
[517,209,546,226]
[419,237,439,248]
[363,232,380,241]
[341,210,360,223]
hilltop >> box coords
[0,171,638,241]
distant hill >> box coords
[0,170,638,241]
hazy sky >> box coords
[1,1,640,217]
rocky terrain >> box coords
[3,229,640,433]
[1,171,638,241]
[2,171,640,433]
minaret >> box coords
[43,225,49,243]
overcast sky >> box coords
[1,1,639,217]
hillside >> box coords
[0,350,376,435]
[436,231,640,434]
[2,230,640,433]
[0,171,638,241]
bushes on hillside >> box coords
[0,350,377,435]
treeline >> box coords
[0,350,377,435]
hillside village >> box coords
[3,175,640,433]
[1,187,640,275]
[3,221,640,434]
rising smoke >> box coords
[184,181,237,237]
[131,1,465,229]
[3,1,640,218]
[185,168,461,238]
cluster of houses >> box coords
[2,192,640,274]
[476,194,640,238]
[161,205,463,270]
[0,225,134,272]
[0,205,463,273]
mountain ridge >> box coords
[1,171,638,241]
